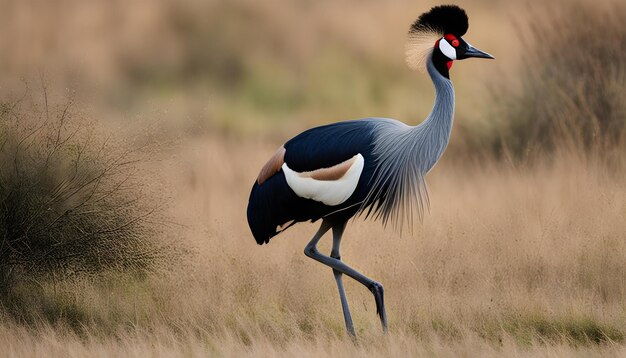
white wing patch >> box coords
[282,154,364,206]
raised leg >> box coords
[330,222,355,337]
[304,219,388,332]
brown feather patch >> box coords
[257,146,286,185]
[299,156,357,181]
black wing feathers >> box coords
[247,173,324,244]
[247,119,377,244]
[284,120,375,172]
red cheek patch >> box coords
[447,61,454,70]
[444,34,459,47]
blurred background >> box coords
[1,0,625,355]
[1,0,500,138]
[2,0,622,156]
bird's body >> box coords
[246,5,493,337]
[248,58,454,244]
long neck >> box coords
[410,53,455,172]
[421,53,455,132]
[363,53,456,226]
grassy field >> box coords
[1,138,624,356]
[1,0,625,356]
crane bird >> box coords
[246,5,493,336]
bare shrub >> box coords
[0,89,167,298]
[488,2,626,159]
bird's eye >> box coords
[443,34,460,48]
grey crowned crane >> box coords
[246,5,493,336]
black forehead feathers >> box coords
[409,5,469,37]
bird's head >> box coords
[406,5,494,79]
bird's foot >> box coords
[369,282,388,332]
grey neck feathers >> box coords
[361,52,455,229]
[414,53,455,171]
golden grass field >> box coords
[1,0,625,357]
[1,139,625,356]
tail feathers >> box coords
[247,172,302,244]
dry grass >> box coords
[485,1,626,159]
[0,94,161,283]
[0,0,517,139]
[0,0,625,356]
[2,137,624,356]
[0,324,624,358]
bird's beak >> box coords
[463,45,495,59]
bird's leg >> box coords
[304,220,388,332]
[330,222,356,338]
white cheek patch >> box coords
[282,154,364,206]
[439,38,457,60]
